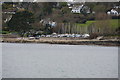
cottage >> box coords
[71,5,84,13]
[107,9,119,16]
[40,19,57,28]
[49,21,57,27]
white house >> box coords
[71,5,84,13]
[40,19,57,28]
[49,21,57,27]
[107,9,119,16]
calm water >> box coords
[2,43,118,78]
[0,43,2,79]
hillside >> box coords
[2,2,120,36]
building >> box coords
[49,21,57,27]
[71,4,90,14]
[71,5,84,13]
[40,19,57,28]
[107,9,119,16]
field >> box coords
[76,20,96,27]
[73,19,119,34]
[76,19,119,28]
[109,19,119,28]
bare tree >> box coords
[94,12,111,35]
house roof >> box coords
[72,5,84,10]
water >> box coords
[0,43,2,79]
[2,43,118,78]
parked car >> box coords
[29,36,35,40]
[75,34,82,37]
[82,34,90,38]
[57,34,61,37]
[35,35,40,39]
[67,34,74,38]
[41,35,45,37]
[52,35,58,38]
[46,35,51,37]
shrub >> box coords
[89,33,99,39]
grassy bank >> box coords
[76,19,119,28]
[1,37,120,46]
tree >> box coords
[93,4,106,13]
[94,13,111,35]
[42,2,55,16]
[59,2,67,8]
[7,10,34,35]
[2,2,14,9]
[32,21,43,31]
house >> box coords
[71,5,84,13]
[49,21,57,27]
[107,9,119,16]
[81,6,91,14]
[71,4,90,14]
[40,19,57,28]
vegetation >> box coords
[0,31,10,34]
[76,21,95,27]
[75,19,119,28]
[2,2,120,36]
[7,10,34,36]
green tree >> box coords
[42,2,55,15]
[2,2,14,9]
[93,5,106,13]
[59,2,67,8]
[7,10,34,35]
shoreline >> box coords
[1,37,120,47]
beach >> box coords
[1,37,120,46]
